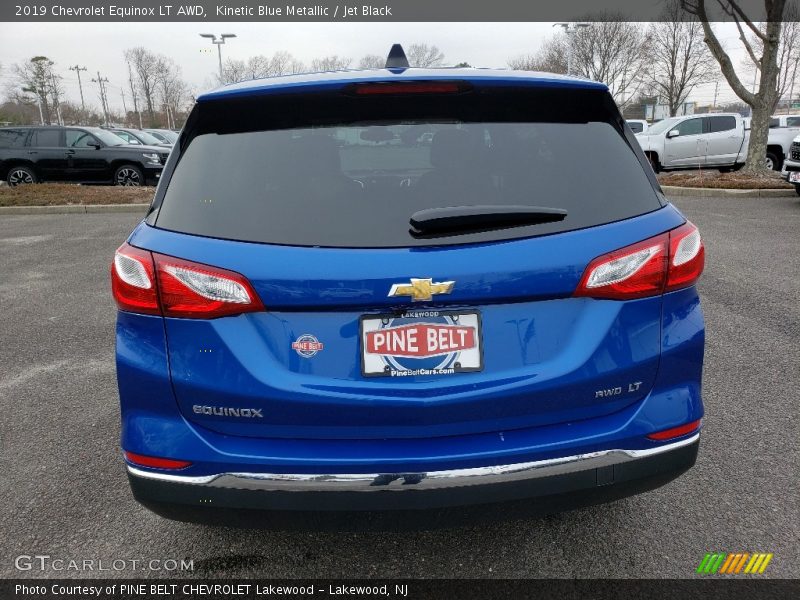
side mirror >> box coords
[91,142,102,149]
[667,129,680,139]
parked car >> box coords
[626,119,649,134]
[0,125,169,186]
[144,128,178,145]
[113,47,705,525]
[779,134,800,195]
[111,128,172,148]
[636,113,794,172]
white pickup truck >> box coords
[780,134,800,196]
[635,112,799,172]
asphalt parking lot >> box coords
[0,194,798,579]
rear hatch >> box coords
[139,78,675,440]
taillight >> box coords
[110,243,264,319]
[154,253,264,318]
[111,243,160,315]
[665,221,705,291]
[574,221,704,300]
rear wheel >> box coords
[648,153,660,173]
[795,184,800,197]
[114,164,144,186]
[7,165,37,186]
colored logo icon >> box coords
[696,552,773,574]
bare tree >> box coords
[509,38,568,73]
[14,56,58,124]
[648,0,717,116]
[358,54,385,69]
[220,58,248,84]
[310,55,351,71]
[155,57,187,129]
[406,43,445,67]
[570,15,651,107]
[124,47,160,125]
[682,0,786,173]
[739,0,800,112]
[269,51,305,75]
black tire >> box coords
[648,154,660,174]
[114,164,144,186]
[6,165,37,186]
[765,152,780,171]
[795,184,800,197]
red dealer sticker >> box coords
[366,323,475,358]
[360,310,483,377]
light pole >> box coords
[200,33,237,81]
[553,22,590,76]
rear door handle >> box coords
[27,151,38,155]
[65,150,76,155]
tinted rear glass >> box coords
[707,116,736,133]
[627,121,644,133]
[156,87,661,248]
[31,129,62,147]
[0,129,28,148]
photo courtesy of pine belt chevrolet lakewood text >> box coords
[110,45,706,526]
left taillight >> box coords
[111,243,160,315]
[111,243,264,319]
[574,221,704,300]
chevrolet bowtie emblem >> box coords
[388,278,455,302]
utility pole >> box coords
[121,88,128,122]
[199,33,237,81]
[712,81,719,109]
[68,65,88,112]
[92,72,110,126]
[126,61,143,129]
[553,22,590,76]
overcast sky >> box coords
[0,21,748,114]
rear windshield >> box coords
[155,86,661,248]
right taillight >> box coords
[575,221,704,300]
[111,243,264,319]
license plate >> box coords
[360,310,483,377]
[789,172,800,182]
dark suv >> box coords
[0,126,170,186]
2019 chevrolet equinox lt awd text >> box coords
[112,47,705,526]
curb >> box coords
[661,185,796,197]
[0,203,149,215]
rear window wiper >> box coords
[410,205,567,237]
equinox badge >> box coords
[388,278,455,302]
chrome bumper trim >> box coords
[127,433,699,492]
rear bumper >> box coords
[128,434,699,525]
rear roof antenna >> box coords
[385,44,410,69]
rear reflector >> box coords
[647,419,702,441]
[111,243,264,319]
[124,451,191,470]
[574,221,704,300]
[351,81,467,95]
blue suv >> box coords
[112,48,705,525]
